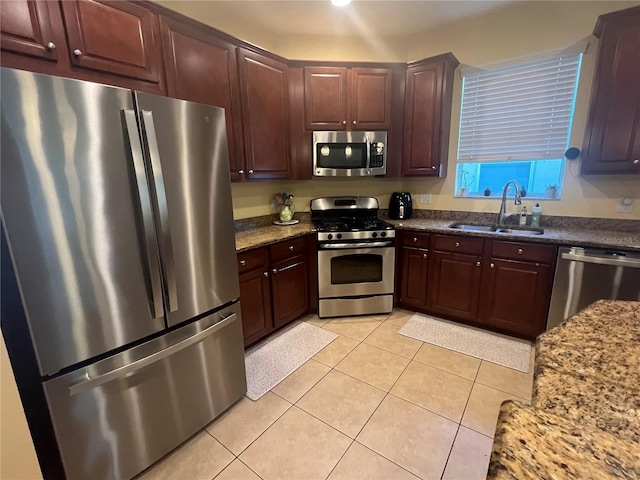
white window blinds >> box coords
[458,54,582,163]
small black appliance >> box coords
[389,192,413,220]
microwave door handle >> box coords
[122,110,164,320]
[140,110,179,313]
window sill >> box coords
[455,194,562,200]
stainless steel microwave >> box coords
[313,131,387,177]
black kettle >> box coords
[389,192,413,220]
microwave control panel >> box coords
[370,142,385,168]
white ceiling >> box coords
[160,1,517,37]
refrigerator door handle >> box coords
[122,110,164,319]
[140,110,179,313]
[68,312,237,396]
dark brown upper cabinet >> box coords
[581,6,640,175]
[402,53,458,177]
[304,66,392,130]
[60,1,163,85]
[0,0,61,62]
[237,48,291,180]
[159,16,244,181]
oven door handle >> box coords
[320,241,394,249]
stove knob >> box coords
[372,232,378,238]
[327,234,333,240]
[381,232,387,237]
[337,234,342,239]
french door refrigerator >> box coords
[0,68,246,479]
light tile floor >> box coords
[138,308,533,480]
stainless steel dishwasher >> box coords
[547,246,640,330]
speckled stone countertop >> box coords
[489,400,640,480]
[489,300,640,479]
[235,221,315,252]
[386,218,640,251]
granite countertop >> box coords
[489,400,640,480]
[386,218,640,251]
[235,221,315,252]
[489,300,640,479]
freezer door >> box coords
[43,302,246,480]
[0,68,165,376]
[135,92,240,327]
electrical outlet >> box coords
[617,198,634,214]
[419,194,431,205]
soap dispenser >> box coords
[531,203,542,227]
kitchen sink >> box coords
[448,222,544,236]
[448,222,497,232]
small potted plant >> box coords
[458,170,475,197]
[545,184,558,199]
[483,187,491,196]
[520,186,527,198]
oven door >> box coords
[318,243,395,298]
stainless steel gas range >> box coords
[311,196,396,318]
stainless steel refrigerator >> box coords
[1,68,246,479]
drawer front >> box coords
[432,234,484,255]
[270,236,307,264]
[491,240,555,263]
[402,231,430,248]
[237,247,268,274]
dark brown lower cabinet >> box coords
[399,246,429,310]
[397,232,556,340]
[237,235,312,347]
[479,259,552,338]
[271,254,309,327]
[427,250,483,321]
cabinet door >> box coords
[271,254,309,328]
[399,247,428,309]
[239,268,273,347]
[403,54,458,177]
[304,66,348,130]
[60,0,162,84]
[581,8,640,174]
[238,48,291,180]
[350,67,392,130]
[0,0,59,61]
[427,250,482,321]
[479,259,552,338]
[160,17,244,181]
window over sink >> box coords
[455,52,583,198]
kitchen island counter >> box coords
[489,300,640,479]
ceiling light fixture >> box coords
[331,0,352,6]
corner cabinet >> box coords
[303,66,393,130]
[581,6,640,175]
[237,48,292,180]
[402,53,458,177]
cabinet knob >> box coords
[455,242,460,248]
[239,259,246,266]
[248,169,254,174]
[423,253,427,259]
[342,120,346,125]
[263,271,269,277]
[413,237,417,243]
[46,42,56,50]
[634,159,640,165]
[289,245,294,251]
[490,263,495,269]
[353,120,356,125]
[431,166,436,170]
[517,248,523,254]
[238,169,244,174]
[272,268,277,274]
[73,48,82,56]
[476,261,481,267]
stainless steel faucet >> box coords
[497,180,522,225]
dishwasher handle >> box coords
[561,252,640,269]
